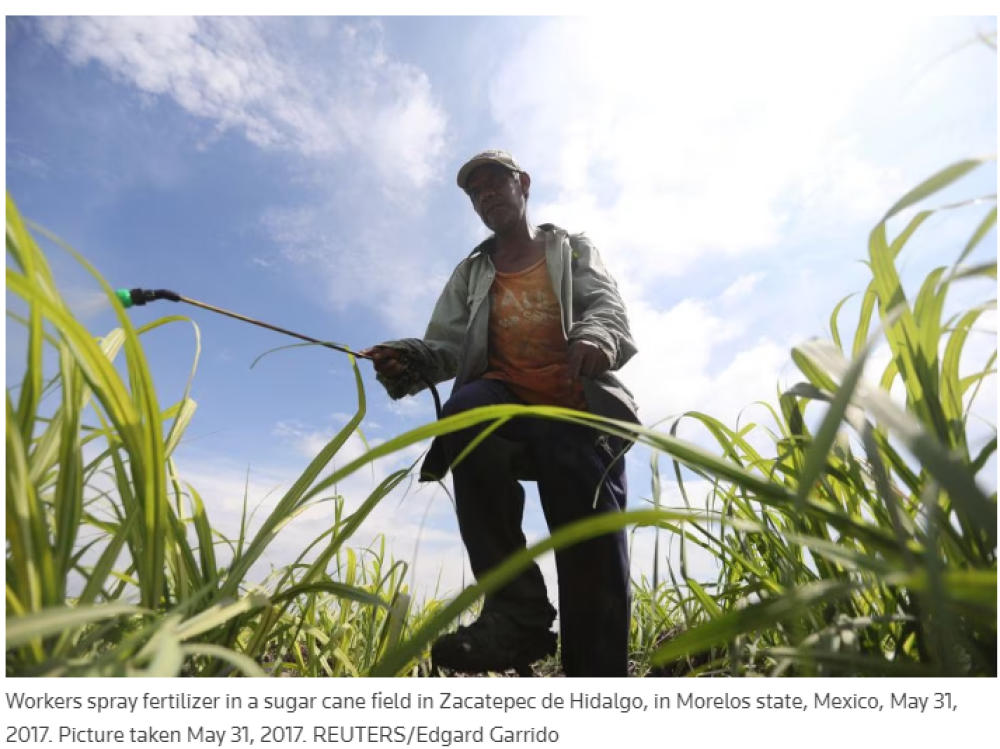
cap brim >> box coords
[456,157,510,190]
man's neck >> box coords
[493,220,542,257]
[488,221,546,273]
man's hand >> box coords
[567,340,610,380]
[359,345,409,379]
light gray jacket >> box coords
[375,223,640,480]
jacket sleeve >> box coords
[373,260,472,399]
[567,234,638,372]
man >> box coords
[361,149,640,677]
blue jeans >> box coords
[439,378,630,677]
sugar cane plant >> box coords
[6,140,996,677]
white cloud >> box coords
[35,17,447,192]
[259,205,451,333]
[620,292,793,429]
[384,392,438,420]
[34,17,458,336]
[174,452,470,605]
[476,16,986,455]
[172,460,291,520]
[272,419,420,475]
[488,16,922,281]
[719,272,765,305]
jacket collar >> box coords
[469,223,567,258]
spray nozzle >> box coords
[115,288,181,308]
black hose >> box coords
[127,288,181,305]
[422,375,443,419]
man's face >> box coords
[465,163,527,232]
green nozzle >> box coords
[115,289,134,308]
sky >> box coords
[5,14,997,609]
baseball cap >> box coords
[456,149,524,190]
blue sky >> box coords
[6,15,997,604]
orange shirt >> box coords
[482,257,587,411]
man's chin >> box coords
[484,213,514,234]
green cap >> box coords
[115,289,134,308]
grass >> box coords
[6,190,435,676]
[5,140,996,677]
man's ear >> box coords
[519,171,531,201]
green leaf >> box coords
[651,579,865,664]
[181,644,266,677]
[880,158,993,223]
[5,604,149,649]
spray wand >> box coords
[115,287,442,417]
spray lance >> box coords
[114,288,442,418]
